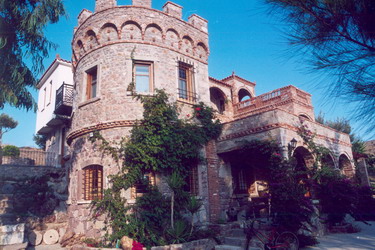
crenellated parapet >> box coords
[72,1,209,66]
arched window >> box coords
[238,89,251,102]
[210,87,226,114]
[83,165,103,200]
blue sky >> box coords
[2,0,372,147]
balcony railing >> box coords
[1,149,60,167]
[178,88,197,103]
[234,85,312,117]
[55,83,73,116]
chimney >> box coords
[163,2,182,19]
[95,0,116,12]
[132,0,152,8]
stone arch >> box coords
[75,40,85,58]
[321,151,335,168]
[293,146,314,170]
[196,42,208,60]
[165,28,180,49]
[98,23,119,43]
[299,113,312,121]
[121,20,142,40]
[85,30,99,50]
[339,154,354,178]
[144,23,163,44]
[238,88,251,102]
[210,87,226,114]
[181,35,194,54]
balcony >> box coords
[55,83,73,116]
[233,85,312,119]
[178,88,197,103]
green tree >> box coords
[266,0,375,134]
[0,113,18,165]
[33,134,47,150]
[0,0,66,110]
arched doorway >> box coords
[339,154,354,178]
[210,87,226,114]
[293,146,314,197]
[321,152,335,169]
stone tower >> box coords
[66,0,210,236]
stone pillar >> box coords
[357,158,371,186]
[95,0,116,12]
[205,140,221,223]
[188,14,208,33]
[132,0,151,8]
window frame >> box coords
[133,61,154,94]
[185,165,199,196]
[86,66,98,100]
[178,62,196,103]
[83,165,103,200]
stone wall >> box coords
[0,165,68,247]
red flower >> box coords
[132,241,144,250]
[187,114,191,117]
[195,107,201,111]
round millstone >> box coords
[43,229,59,245]
[28,231,42,246]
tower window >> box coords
[134,61,153,93]
[178,62,195,102]
[86,66,98,100]
[83,165,103,200]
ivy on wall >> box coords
[89,90,222,247]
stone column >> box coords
[205,140,221,223]
[357,158,371,186]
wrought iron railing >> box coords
[55,83,73,115]
[178,88,197,103]
[1,149,60,167]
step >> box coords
[0,242,28,250]
[223,236,247,247]
[230,228,246,237]
[215,245,242,250]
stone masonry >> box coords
[65,0,355,236]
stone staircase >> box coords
[215,227,265,250]
[0,181,27,249]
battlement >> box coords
[92,0,207,31]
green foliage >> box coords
[0,0,66,110]
[0,113,18,132]
[33,134,47,150]
[234,139,314,233]
[266,0,375,134]
[13,176,57,216]
[315,167,357,224]
[2,145,20,157]
[315,166,375,224]
[91,90,221,247]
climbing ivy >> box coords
[90,90,221,247]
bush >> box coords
[2,145,20,157]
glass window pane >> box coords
[179,79,187,99]
[136,65,149,75]
[91,82,97,98]
[136,75,149,92]
[179,68,186,79]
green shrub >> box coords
[3,145,20,157]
